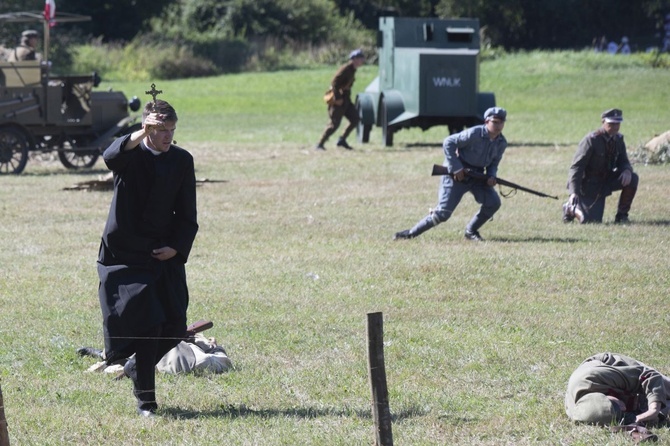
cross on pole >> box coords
[145,83,163,109]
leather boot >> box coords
[617,183,637,217]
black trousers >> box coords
[133,322,184,411]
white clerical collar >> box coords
[142,141,163,156]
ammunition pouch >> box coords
[323,88,343,106]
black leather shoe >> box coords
[464,230,484,241]
[336,138,353,150]
[614,213,630,224]
[393,229,415,240]
[314,144,326,151]
[137,408,157,418]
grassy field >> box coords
[1,51,670,445]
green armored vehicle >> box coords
[356,17,496,146]
[0,11,140,174]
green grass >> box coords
[103,50,670,149]
[2,50,670,445]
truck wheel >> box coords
[0,126,30,174]
[356,100,371,143]
[58,138,100,169]
[448,124,463,135]
[380,98,394,147]
[357,121,371,144]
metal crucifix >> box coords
[145,83,163,109]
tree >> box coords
[53,0,173,42]
[435,0,663,49]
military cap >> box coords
[349,49,365,60]
[484,106,507,121]
[22,30,39,38]
[601,108,623,123]
[570,393,622,425]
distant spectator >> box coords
[607,40,618,54]
[663,36,670,53]
[593,36,607,52]
[619,37,631,54]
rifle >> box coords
[431,164,558,200]
[185,319,214,339]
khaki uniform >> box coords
[7,44,36,62]
[565,353,669,425]
[317,61,359,146]
[567,129,638,222]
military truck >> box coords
[356,17,496,146]
[0,11,140,174]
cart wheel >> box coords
[356,101,371,143]
[380,98,394,147]
[57,138,100,169]
[0,126,30,174]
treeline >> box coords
[1,0,668,78]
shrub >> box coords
[632,143,670,165]
[70,38,219,81]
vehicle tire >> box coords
[356,100,371,143]
[0,126,30,174]
[380,97,394,147]
[57,137,100,169]
[448,123,463,135]
[357,121,371,144]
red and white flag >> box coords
[44,0,56,26]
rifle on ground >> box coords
[431,164,558,200]
[185,319,214,339]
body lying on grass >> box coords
[565,352,670,425]
[78,332,232,376]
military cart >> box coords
[0,11,140,174]
[356,17,496,146]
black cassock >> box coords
[97,135,198,364]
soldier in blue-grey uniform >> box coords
[394,107,508,241]
[563,108,638,224]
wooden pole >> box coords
[367,312,393,446]
[0,383,9,446]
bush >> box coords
[71,38,218,81]
[637,49,670,68]
[632,143,670,165]
[70,38,124,78]
[192,38,252,73]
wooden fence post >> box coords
[0,382,9,446]
[367,312,393,446]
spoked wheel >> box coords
[57,137,100,169]
[380,97,394,147]
[0,126,30,174]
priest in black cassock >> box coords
[97,99,198,417]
